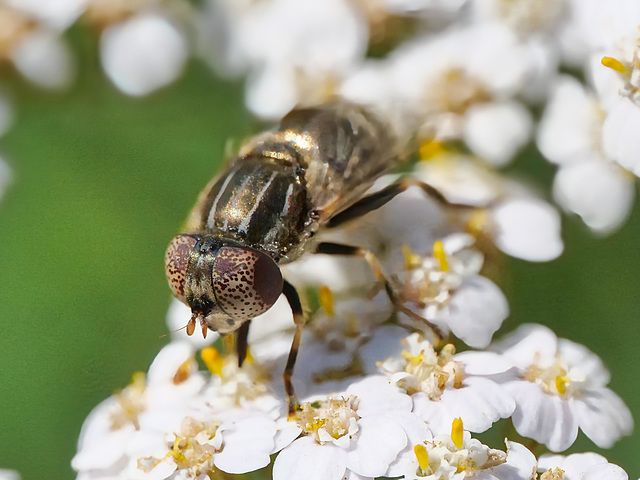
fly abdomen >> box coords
[192,154,309,259]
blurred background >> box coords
[0,7,639,480]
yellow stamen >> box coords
[305,418,328,432]
[555,375,568,395]
[601,56,627,74]
[167,436,186,463]
[433,241,449,272]
[319,285,335,316]
[451,418,464,448]
[173,360,192,385]
[201,347,224,376]
[402,351,424,365]
[402,244,422,270]
[419,140,447,161]
[414,444,430,471]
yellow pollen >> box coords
[555,375,568,395]
[402,351,425,365]
[414,444,430,471]
[451,418,464,448]
[201,347,224,376]
[601,56,627,74]
[305,418,328,432]
[319,285,335,316]
[419,140,447,161]
[433,241,449,272]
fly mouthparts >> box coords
[186,312,209,338]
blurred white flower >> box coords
[538,452,628,480]
[379,333,514,434]
[5,0,87,30]
[0,3,75,89]
[0,470,20,480]
[200,0,368,119]
[493,324,633,452]
[538,75,634,233]
[100,13,188,96]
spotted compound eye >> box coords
[165,234,198,303]
[212,246,283,321]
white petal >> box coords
[557,338,610,386]
[345,415,407,477]
[347,376,412,416]
[245,64,298,120]
[603,99,640,176]
[273,437,346,480]
[463,101,532,167]
[491,197,563,261]
[214,416,276,473]
[493,324,558,370]
[506,380,578,452]
[439,276,508,348]
[537,76,602,165]
[359,325,409,375]
[454,351,514,375]
[12,31,74,89]
[539,452,608,476]
[553,160,634,233]
[101,14,188,96]
[489,441,537,480]
[437,377,514,433]
[571,389,633,448]
[582,463,629,480]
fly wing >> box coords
[276,103,402,222]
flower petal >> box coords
[273,437,346,480]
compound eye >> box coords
[165,234,198,303]
[212,246,283,322]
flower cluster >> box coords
[26,0,634,479]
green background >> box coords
[0,42,639,480]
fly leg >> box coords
[282,280,304,418]
[314,242,445,339]
[236,320,251,367]
[327,176,470,229]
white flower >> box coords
[493,324,633,451]
[72,341,207,477]
[414,155,564,261]
[379,333,514,434]
[538,75,635,233]
[391,418,509,480]
[273,375,428,480]
[394,237,508,348]
[538,452,628,480]
[100,12,188,96]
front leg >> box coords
[282,280,304,418]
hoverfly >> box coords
[165,103,450,414]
